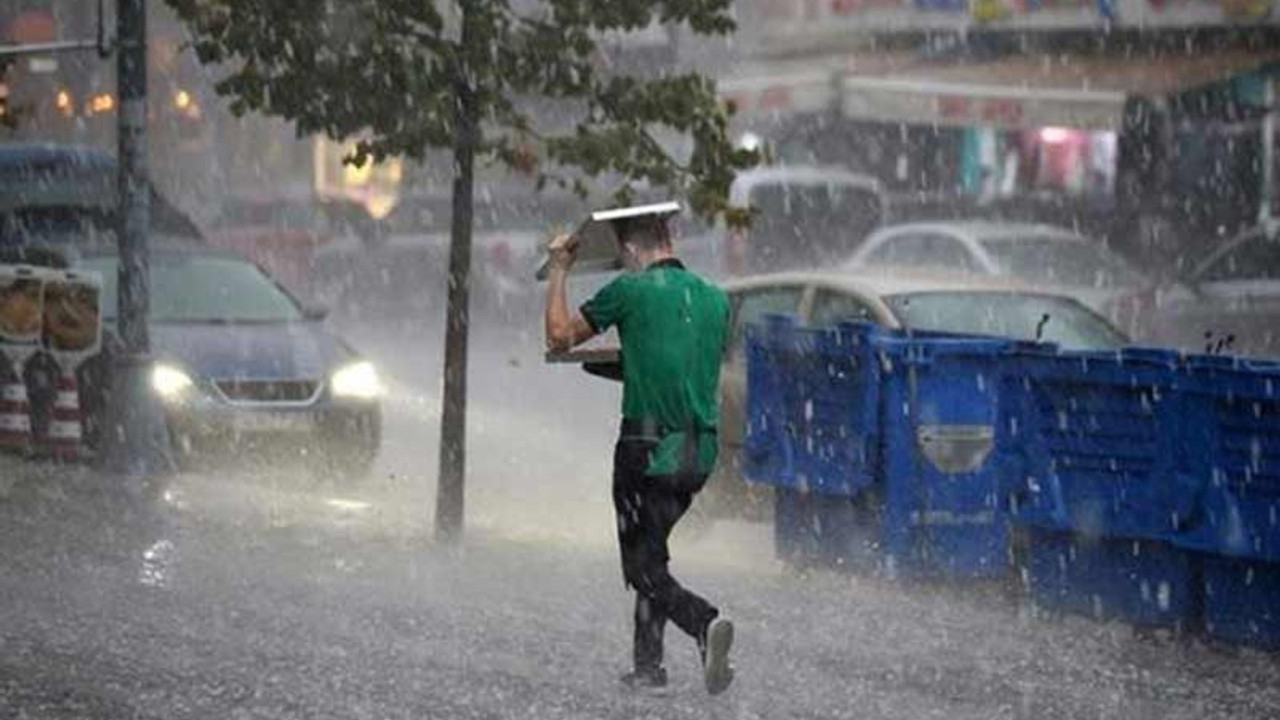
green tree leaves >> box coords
[167,0,757,219]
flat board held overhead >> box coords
[545,341,623,381]
[534,201,681,281]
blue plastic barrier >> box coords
[876,332,1014,579]
[747,318,1015,579]
[742,315,792,489]
[1009,347,1198,540]
[1006,347,1199,628]
[1025,529,1196,629]
[1179,355,1280,562]
[1201,555,1280,651]
[744,317,879,498]
[1178,355,1280,648]
[774,487,882,573]
[747,314,1280,645]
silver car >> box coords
[844,221,1150,322]
[1139,220,1280,359]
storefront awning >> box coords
[718,54,926,122]
[719,67,837,120]
[841,49,1280,131]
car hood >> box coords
[151,322,355,381]
[1200,279,1280,300]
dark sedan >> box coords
[78,247,383,477]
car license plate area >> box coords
[231,412,314,434]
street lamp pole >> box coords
[100,0,174,480]
[1261,78,1275,224]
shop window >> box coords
[993,129,1117,200]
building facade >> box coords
[715,0,1280,262]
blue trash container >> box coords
[748,319,885,569]
[1008,347,1199,628]
[1025,529,1196,629]
[745,318,880,498]
[743,317,792,488]
[1200,555,1280,651]
[1010,348,1199,539]
[758,322,1021,579]
[1179,354,1280,649]
[876,333,1016,579]
[799,322,882,497]
[774,487,883,572]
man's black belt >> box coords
[620,417,667,441]
[619,418,715,482]
[620,418,714,440]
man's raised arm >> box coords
[544,233,598,353]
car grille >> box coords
[215,379,320,404]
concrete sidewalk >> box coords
[0,453,168,501]
[0,453,160,540]
[0,453,91,500]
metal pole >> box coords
[1261,77,1275,224]
[100,0,174,481]
[0,40,101,57]
[117,0,149,355]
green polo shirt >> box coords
[581,259,730,476]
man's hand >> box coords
[547,233,579,273]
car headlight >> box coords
[331,361,384,399]
[152,364,194,399]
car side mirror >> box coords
[302,303,330,321]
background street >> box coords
[3,320,1279,720]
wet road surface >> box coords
[2,319,1279,719]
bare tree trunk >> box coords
[434,57,476,544]
[101,0,174,481]
[117,0,151,361]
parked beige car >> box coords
[700,270,1129,522]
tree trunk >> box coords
[117,0,151,357]
[434,68,477,544]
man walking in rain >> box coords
[544,207,735,695]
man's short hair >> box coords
[611,216,672,252]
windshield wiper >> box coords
[145,317,233,325]
[1035,314,1052,342]
[155,318,285,325]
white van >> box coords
[714,166,886,277]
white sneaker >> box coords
[701,617,735,696]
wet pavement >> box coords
[3,321,1280,719]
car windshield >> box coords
[884,291,1128,350]
[81,254,304,324]
[980,236,1146,288]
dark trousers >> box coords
[612,436,718,673]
